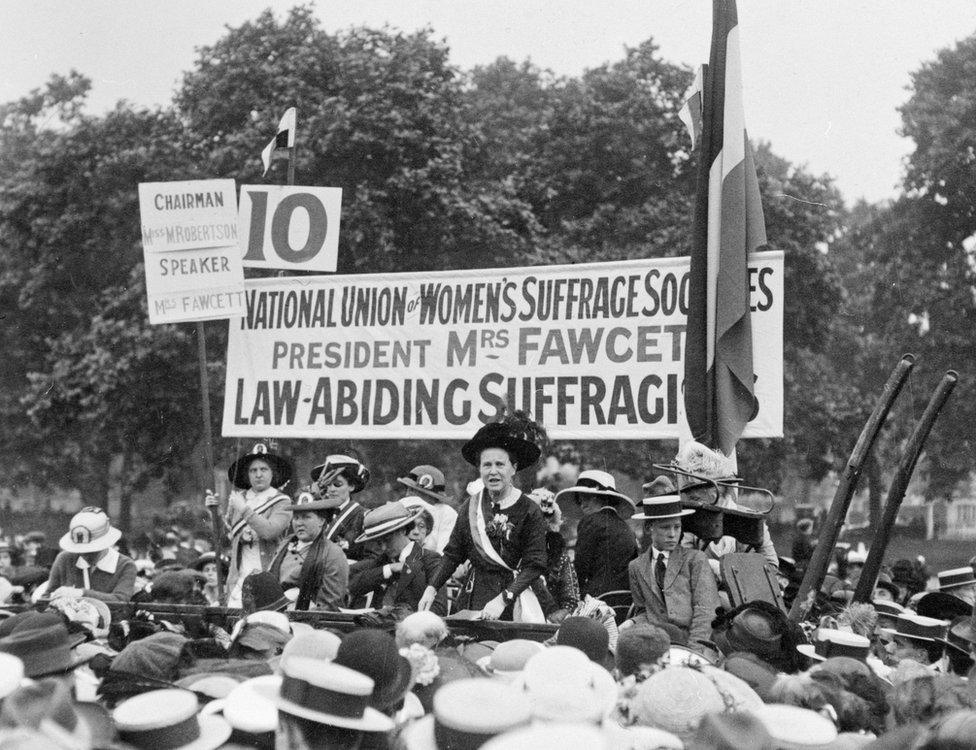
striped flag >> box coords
[678,66,704,151]
[261,107,296,175]
[683,0,767,456]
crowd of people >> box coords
[1,420,976,748]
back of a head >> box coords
[556,616,610,664]
[615,625,670,677]
[891,674,971,727]
[395,611,448,649]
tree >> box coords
[0,74,204,518]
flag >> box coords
[683,0,767,456]
[261,107,296,175]
[678,65,704,151]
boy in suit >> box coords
[626,487,719,646]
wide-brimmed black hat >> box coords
[461,422,541,471]
[191,552,229,577]
[398,465,453,504]
[0,616,91,678]
[227,443,292,491]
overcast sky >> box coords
[2,1,974,205]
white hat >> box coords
[0,653,24,700]
[797,629,871,662]
[399,679,531,750]
[59,507,122,554]
[221,674,280,735]
[516,646,617,723]
[751,704,838,749]
[554,470,635,510]
[251,657,394,732]
[481,723,609,750]
[113,689,232,750]
[476,639,545,682]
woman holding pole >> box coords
[205,443,293,607]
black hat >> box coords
[191,552,229,576]
[334,629,413,712]
[241,572,289,613]
[227,443,292,491]
[461,422,541,471]
[916,592,972,621]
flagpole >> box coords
[196,320,225,605]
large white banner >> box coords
[222,253,783,440]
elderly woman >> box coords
[206,443,293,608]
[310,454,370,560]
[268,492,349,610]
[419,421,547,621]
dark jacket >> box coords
[268,532,348,610]
[574,507,638,597]
[348,543,447,616]
[324,501,366,560]
[429,491,547,612]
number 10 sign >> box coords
[239,185,342,272]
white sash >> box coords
[325,501,360,542]
[470,491,545,623]
[229,490,288,538]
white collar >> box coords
[398,542,414,564]
[76,547,119,574]
[490,486,520,511]
[651,547,669,561]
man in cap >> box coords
[625,484,719,645]
[397,464,458,554]
[44,507,136,602]
[557,469,637,598]
[349,500,447,615]
[267,491,349,610]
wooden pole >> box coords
[788,354,915,622]
[852,370,958,603]
[196,320,225,605]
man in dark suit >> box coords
[626,488,719,646]
[559,470,637,597]
[348,500,447,616]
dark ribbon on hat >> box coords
[814,639,868,660]
[280,674,369,719]
[434,717,520,749]
[577,477,612,492]
[640,500,683,517]
[409,470,445,492]
[119,715,200,750]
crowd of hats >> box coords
[1,579,976,750]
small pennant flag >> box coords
[678,66,704,150]
[261,107,296,175]
[683,0,767,456]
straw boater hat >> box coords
[59,506,122,554]
[400,678,532,750]
[227,443,292,491]
[251,657,394,732]
[797,629,871,662]
[113,689,231,750]
[879,613,949,643]
[310,454,370,492]
[554,469,635,511]
[632,477,694,522]
[938,567,976,591]
[461,422,541,471]
[354,501,422,544]
[398,465,453,504]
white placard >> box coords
[139,179,239,253]
[239,185,342,272]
